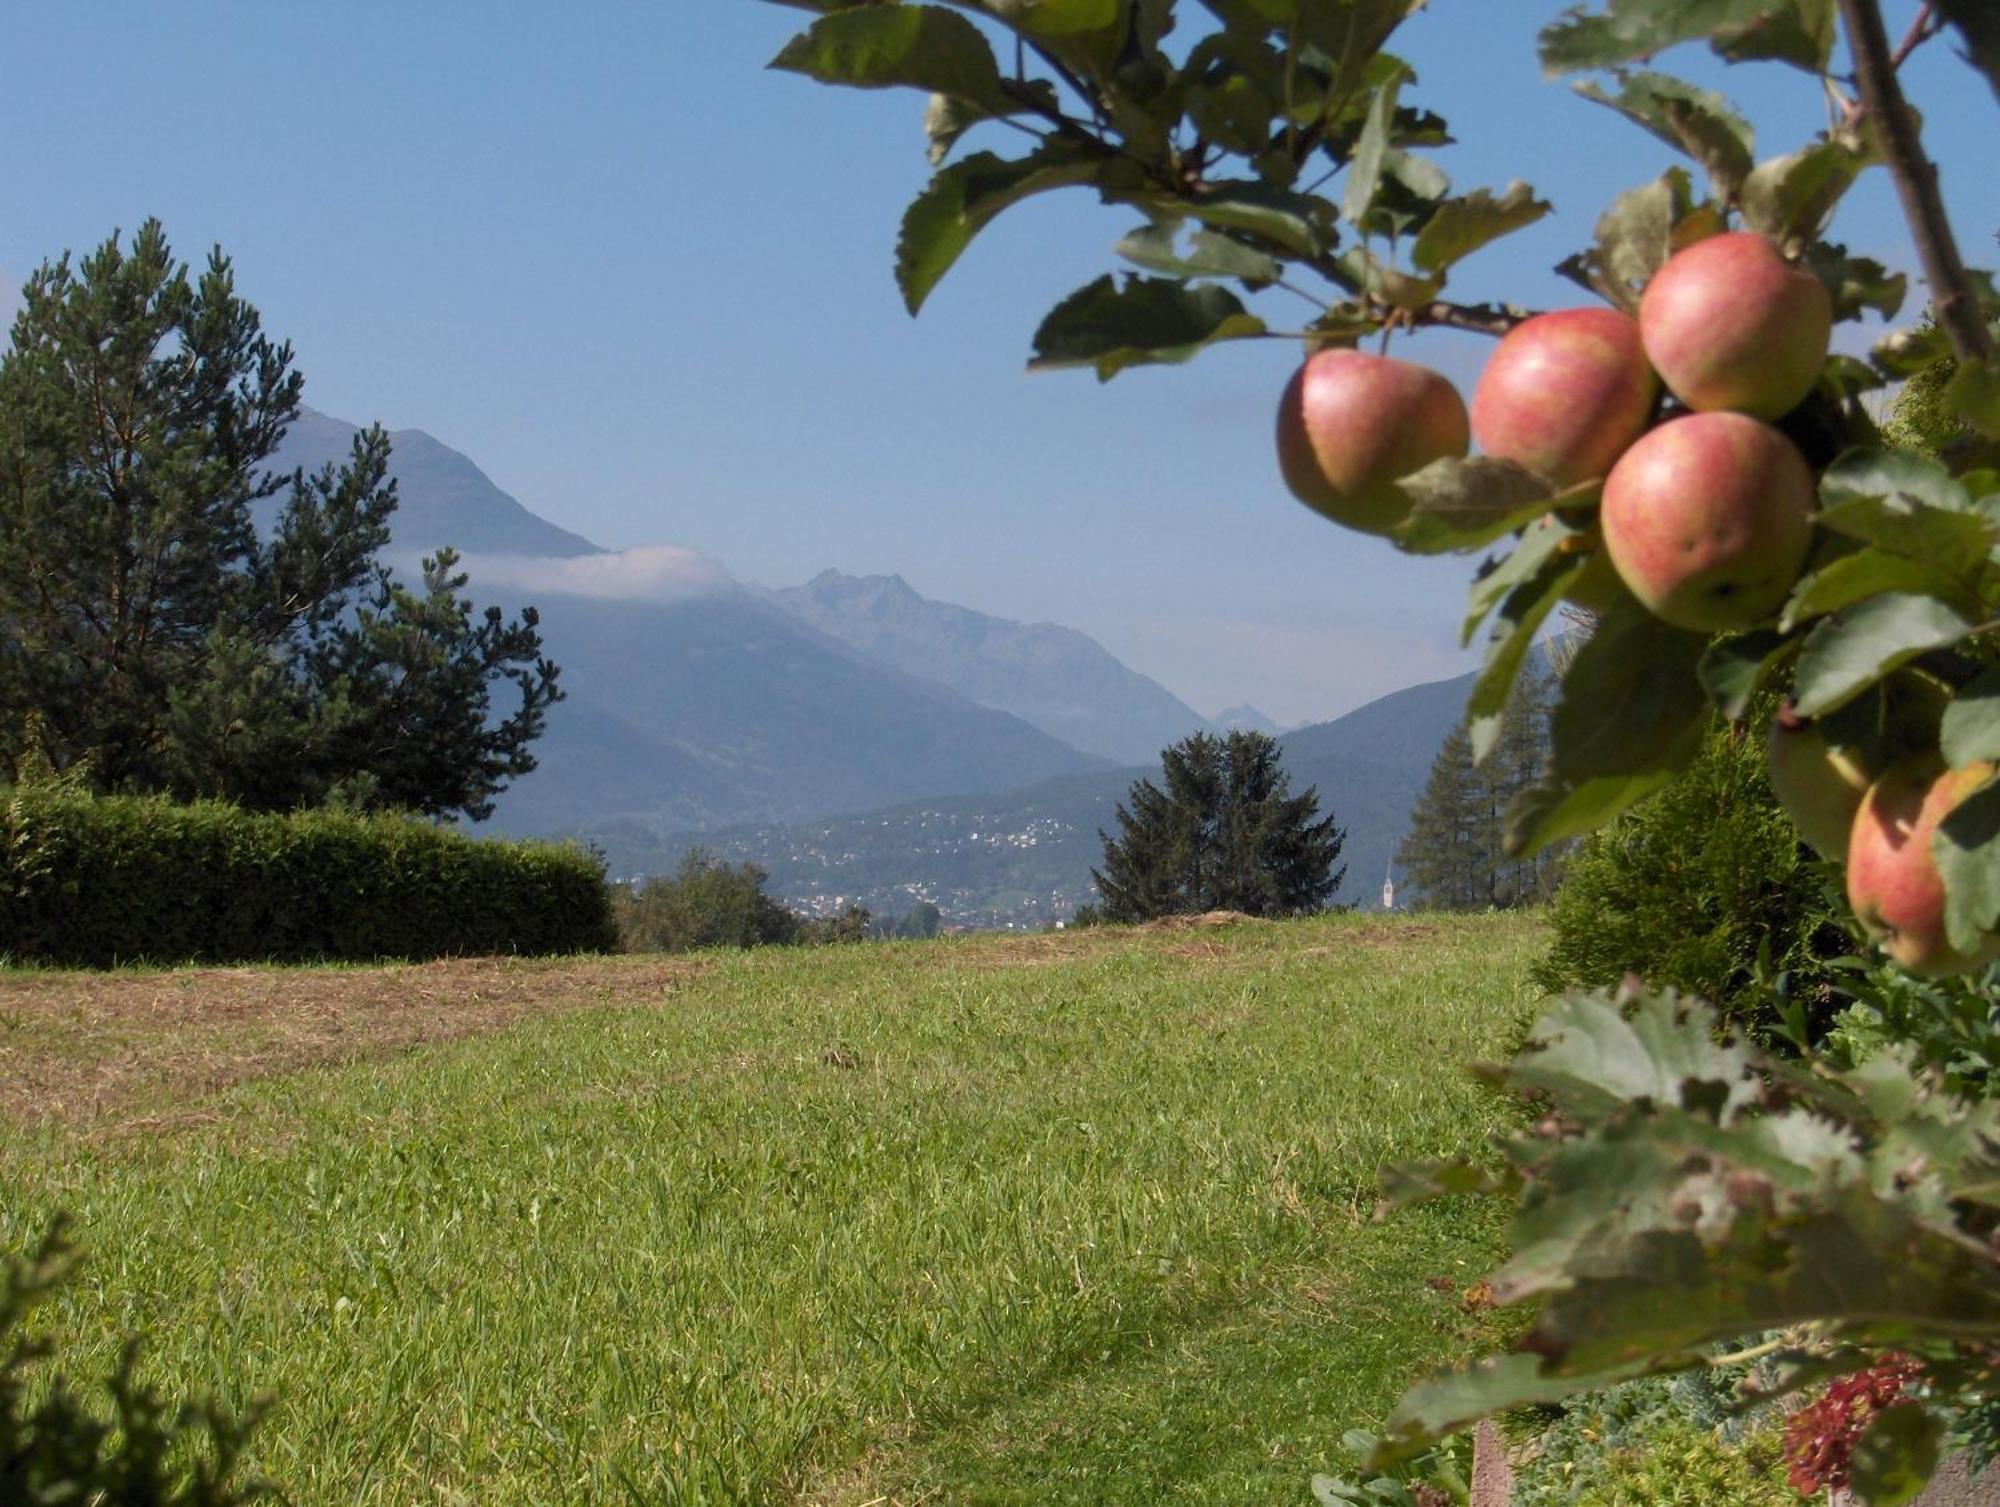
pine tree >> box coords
[1396,665,1559,910]
[0,222,561,819]
[1093,730,1345,921]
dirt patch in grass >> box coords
[0,954,698,1133]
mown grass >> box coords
[1,912,1545,1504]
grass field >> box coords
[1,912,1545,1505]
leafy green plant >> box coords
[0,786,616,965]
[613,846,805,952]
[2,1217,275,1505]
[1535,709,1850,1038]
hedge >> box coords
[0,788,616,966]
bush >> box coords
[1534,711,1850,1040]
[0,787,615,966]
[3,1217,276,1505]
[613,848,804,953]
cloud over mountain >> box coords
[460,544,730,603]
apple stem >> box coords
[1837,0,1995,363]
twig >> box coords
[1888,2,1940,71]
[1837,0,1995,362]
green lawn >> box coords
[1,912,1545,1505]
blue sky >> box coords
[4,2,1994,724]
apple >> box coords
[1848,756,2000,977]
[1639,231,1832,420]
[1470,308,1659,486]
[1599,412,1815,632]
[1767,701,1876,860]
[1276,349,1470,534]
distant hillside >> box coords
[269,407,602,559]
[771,570,1211,765]
[1214,704,1284,736]
[613,667,1478,926]
[269,412,1113,836]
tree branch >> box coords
[1888,2,1940,70]
[1837,0,1994,362]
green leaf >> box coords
[1342,77,1401,228]
[1782,549,1954,629]
[1114,221,1281,285]
[1410,184,1552,275]
[1806,243,1908,323]
[1821,447,1976,514]
[1711,0,1836,70]
[898,146,1106,314]
[1506,605,1710,854]
[1505,990,1764,1122]
[1846,1404,1945,1507]
[1698,628,1793,719]
[1936,0,2000,104]
[769,5,1011,110]
[1027,274,1269,379]
[1874,323,1955,379]
[1462,523,1572,646]
[1003,0,1121,37]
[1539,0,1827,77]
[1391,458,1559,556]
[1468,559,1575,764]
[1371,1354,1641,1465]
[1792,594,1974,717]
[1574,71,1754,202]
[1942,666,2000,766]
[1570,169,1695,314]
[1178,181,1338,258]
[1936,775,2000,954]
[1739,136,1872,246]
[1946,355,2000,440]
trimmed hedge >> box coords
[0,788,616,966]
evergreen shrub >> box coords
[1533,711,1850,1038]
[0,788,615,966]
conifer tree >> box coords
[1093,730,1344,922]
[0,221,561,819]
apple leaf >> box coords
[1698,628,1795,720]
[1791,594,1974,717]
[1573,70,1754,202]
[1806,243,1908,323]
[1461,520,1575,645]
[1846,1405,1945,1507]
[1114,221,1281,285]
[1781,549,1958,630]
[1467,555,1579,764]
[1175,181,1338,258]
[1711,0,1836,70]
[1342,77,1402,228]
[1821,447,1976,514]
[1935,775,2000,954]
[1002,0,1122,38]
[1563,169,1695,314]
[769,5,1012,111]
[1390,458,1559,556]
[899,146,1109,314]
[1946,355,2000,441]
[1028,274,1269,379]
[1739,135,1873,247]
[1409,183,1553,275]
[1505,605,1710,854]
[1539,0,1828,77]
[1942,666,2000,766]
[1935,0,2000,104]
[1370,1354,1646,1467]
[1874,323,1956,379]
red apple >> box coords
[1471,308,1659,486]
[1639,231,1832,420]
[1767,702,1876,860]
[1600,412,1815,632]
[1276,349,1470,534]
[1848,756,2000,977]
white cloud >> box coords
[459,543,731,603]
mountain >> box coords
[269,407,603,559]
[267,411,1112,838]
[770,569,1211,765]
[620,666,1478,926]
[1214,704,1283,736]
